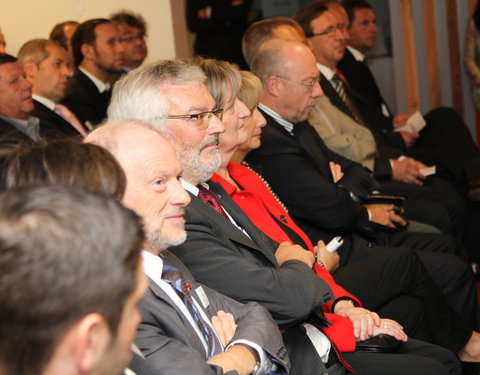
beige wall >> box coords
[0,0,176,61]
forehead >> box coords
[120,127,181,172]
[44,43,66,60]
[311,11,337,30]
[0,62,22,82]
[327,4,348,23]
[287,45,318,76]
[354,7,375,21]
[95,23,119,40]
[163,81,216,112]
[118,23,143,34]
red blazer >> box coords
[212,162,361,352]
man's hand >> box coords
[333,302,381,341]
[391,157,426,185]
[399,131,419,148]
[212,310,237,347]
[207,344,257,375]
[314,240,339,273]
[366,205,407,228]
[329,161,344,183]
[392,113,409,128]
[275,241,315,268]
[372,319,408,342]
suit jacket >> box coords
[61,69,111,127]
[246,110,374,238]
[32,100,83,137]
[0,116,62,146]
[136,250,289,375]
[309,94,384,175]
[320,74,405,156]
[338,49,392,118]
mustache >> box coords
[163,207,186,218]
[200,135,219,150]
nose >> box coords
[21,76,32,91]
[116,40,126,55]
[171,179,191,207]
[237,99,251,119]
[311,80,323,98]
[207,112,225,135]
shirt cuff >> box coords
[227,339,272,375]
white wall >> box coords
[0,0,176,61]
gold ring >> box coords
[383,324,388,328]
[364,311,371,315]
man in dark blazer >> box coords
[0,53,62,145]
[17,39,87,137]
[104,57,473,375]
[61,19,125,127]
[86,121,290,375]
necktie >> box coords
[331,74,366,126]
[197,185,229,220]
[162,263,216,358]
[54,104,87,136]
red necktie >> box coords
[197,186,229,220]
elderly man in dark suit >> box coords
[86,120,290,375]
[61,18,125,128]
[17,39,87,137]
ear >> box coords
[81,43,95,62]
[22,60,38,80]
[265,75,282,98]
[74,313,111,374]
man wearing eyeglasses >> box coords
[111,11,148,72]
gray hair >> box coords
[108,59,206,132]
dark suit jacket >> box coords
[246,110,374,238]
[61,69,111,127]
[32,100,83,137]
[171,184,334,327]
[0,116,62,146]
[338,49,391,118]
[136,250,289,375]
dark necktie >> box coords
[197,185,229,220]
[162,263,216,358]
[331,74,366,126]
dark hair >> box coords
[292,2,328,37]
[49,21,79,50]
[474,0,480,32]
[0,138,126,200]
[71,18,110,67]
[0,53,16,66]
[242,17,303,66]
[111,10,147,34]
[341,0,373,25]
[0,185,143,375]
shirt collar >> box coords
[181,178,211,197]
[258,103,294,134]
[347,46,365,62]
[0,115,40,140]
[32,94,56,111]
[317,63,336,81]
[79,66,111,93]
[141,249,164,279]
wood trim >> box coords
[400,0,420,112]
[170,0,190,58]
[422,0,440,108]
[445,0,464,115]
[469,0,477,15]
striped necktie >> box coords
[331,74,366,126]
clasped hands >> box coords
[333,301,408,342]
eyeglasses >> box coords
[276,75,320,90]
[120,33,147,44]
[306,24,346,38]
[164,109,224,129]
